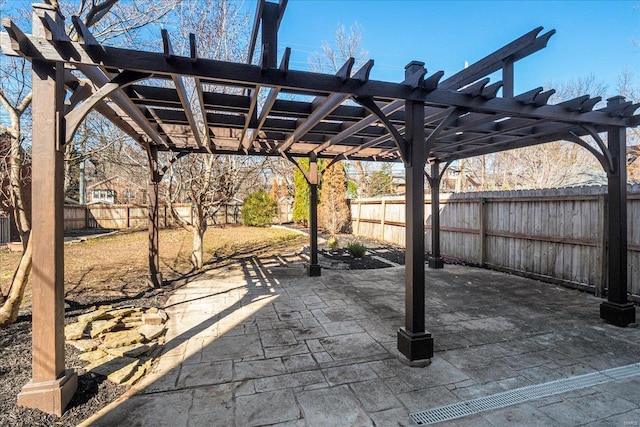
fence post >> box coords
[355,201,362,236]
[380,199,386,241]
[479,198,486,267]
[597,193,608,297]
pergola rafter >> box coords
[2,0,638,416]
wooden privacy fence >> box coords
[63,203,242,230]
[0,214,10,244]
[351,185,640,300]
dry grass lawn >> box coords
[0,226,305,308]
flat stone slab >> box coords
[200,334,262,361]
[65,321,89,340]
[77,307,112,324]
[296,385,372,427]
[319,333,387,360]
[101,330,145,348]
[79,349,108,363]
[176,360,233,388]
[107,359,140,384]
[236,389,300,427]
[106,343,151,358]
[87,355,139,377]
[138,324,166,341]
[89,318,121,338]
[67,338,99,352]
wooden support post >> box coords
[600,96,635,326]
[17,4,77,416]
[428,162,444,269]
[306,155,321,276]
[479,198,487,267]
[397,61,433,363]
[261,2,279,69]
[147,145,162,287]
[502,57,514,98]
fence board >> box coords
[62,202,241,231]
[350,185,640,299]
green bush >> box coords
[347,241,366,258]
[242,189,276,227]
[327,236,339,251]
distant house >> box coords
[86,176,148,205]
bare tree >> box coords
[162,0,255,269]
[166,155,267,268]
[458,75,610,192]
[0,0,177,326]
[308,23,379,198]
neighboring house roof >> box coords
[87,176,146,190]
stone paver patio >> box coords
[79,254,640,426]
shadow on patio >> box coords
[79,256,640,426]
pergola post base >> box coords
[428,256,445,269]
[305,263,322,277]
[147,272,163,288]
[600,301,636,327]
[17,370,77,417]
[397,327,433,361]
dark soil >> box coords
[0,229,407,427]
[318,233,406,270]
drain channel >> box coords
[410,361,640,425]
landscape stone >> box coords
[77,308,111,324]
[108,307,139,318]
[138,324,165,341]
[105,343,151,358]
[101,330,145,348]
[121,319,144,328]
[64,321,89,340]
[88,355,138,377]
[67,338,100,352]
[89,318,120,338]
[79,349,108,363]
[122,363,148,388]
[142,311,167,325]
[107,359,140,384]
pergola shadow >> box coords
[77,263,640,426]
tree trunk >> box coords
[191,206,206,269]
[0,235,32,326]
[9,133,30,247]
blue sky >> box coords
[272,0,639,95]
[2,0,638,96]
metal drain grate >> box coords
[410,362,640,425]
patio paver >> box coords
[79,258,640,426]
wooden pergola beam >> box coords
[3,27,635,129]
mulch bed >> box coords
[0,232,406,426]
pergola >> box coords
[2,0,638,416]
